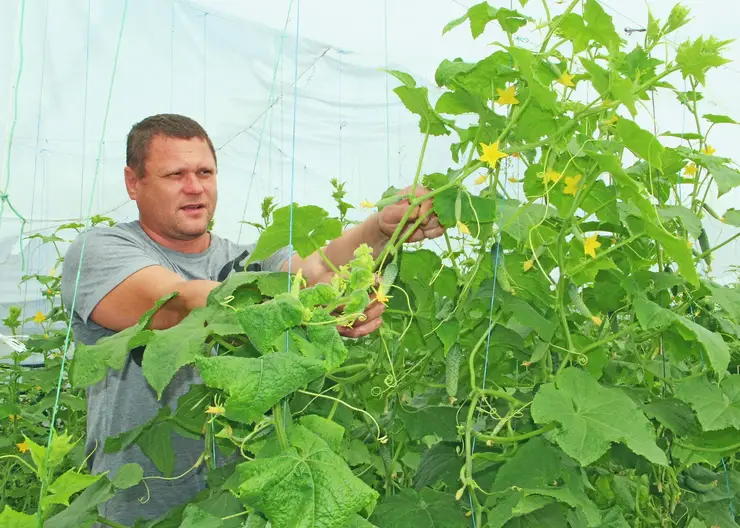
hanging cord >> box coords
[77,0,92,220]
[0,0,27,270]
[235,0,295,246]
[202,12,208,128]
[19,0,50,339]
[383,0,391,189]
[36,2,129,524]
[281,0,301,427]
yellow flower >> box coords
[375,288,391,305]
[473,174,487,185]
[541,168,562,184]
[479,141,508,168]
[33,312,46,324]
[512,152,520,158]
[360,200,375,209]
[523,260,534,272]
[8,415,19,422]
[684,163,697,176]
[603,115,618,126]
[46,289,52,295]
[584,234,601,259]
[495,85,519,106]
[16,439,29,454]
[49,268,56,277]
[591,315,603,325]
[206,405,225,415]
[556,71,575,88]
[508,177,518,183]
[702,145,716,155]
[457,221,470,235]
[43,334,49,339]
[563,174,582,196]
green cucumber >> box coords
[568,283,593,319]
[445,344,462,401]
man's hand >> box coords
[336,292,387,339]
[377,185,445,243]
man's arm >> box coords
[88,266,219,332]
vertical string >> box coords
[20,0,50,338]
[0,0,28,267]
[235,0,294,245]
[282,0,301,424]
[383,0,390,189]
[37,2,129,523]
[78,0,92,220]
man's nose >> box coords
[182,172,204,194]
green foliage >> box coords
[6,1,740,527]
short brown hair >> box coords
[126,114,217,177]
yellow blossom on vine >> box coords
[16,439,29,453]
[360,200,375,209]
[9,415,19,422]
[523,260,534,272]
[495,85,519,106]
[375,288,391,306]
[33,312,46,324]
[457,221,470,235]
[541,168,562,184]
[603,115,618,126]
[49,268,56,277]
[46,289,52,295]
[473,174,487,185]
[206,405,225,415]
[479,141,508,168]
[512,152,520,158]
[702,145,716,155]
[563,174,582,196]
[684,163,697,176]
[556,71,575,88]
[591,315,603,325]
[508,177,518,183]
[584,234,601,259]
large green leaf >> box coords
[583,0,621,52]
[141,307,213,399]
[226,425,378,528]
[509,47,557,111]
[369,488,467,527]
[658,205,702,238]
[0,506,36,528]
[45,478,115,528]
[42,470,103,508]
[236,294,304,353]
[137,419,175,477]
[247,204,343,263]
[615,118,664,171]
[179,505,224,528]
[195,354,325,424]
[676,36,733,85]
[593,153,699,286]
[531,368,668,466]
[674,375,740,431]
[633,294,730,377]
[442,2,528,37]
[388,74,453,136]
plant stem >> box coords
[695,231,740,262]
[580,324,639,355]
[675,440,740,453]
[272,404,289,450]
[410,126,431,197]
[474,422,556,444]
[464,392,484,527]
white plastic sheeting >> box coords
[1,0,739,356]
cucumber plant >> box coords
[5,1,740,527]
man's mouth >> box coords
[182,204,205,211]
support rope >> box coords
[36,2,129,524]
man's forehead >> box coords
[146,136,215,165]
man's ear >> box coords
[124,166,139,200]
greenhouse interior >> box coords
[2,0,740,526]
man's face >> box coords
[125,135,217,241]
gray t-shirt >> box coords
[60,220,291,525]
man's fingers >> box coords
[337,316,383,339]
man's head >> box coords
[124,114,217,245]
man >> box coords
[61,113,444,524]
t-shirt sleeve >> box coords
[216,241,295,281]
[61,227,161,324]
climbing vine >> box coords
[4,1,740,526]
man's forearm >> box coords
[150,279,221,329]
